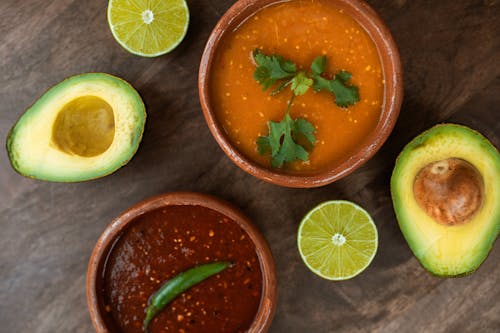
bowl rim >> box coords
[86,192,277,333]
[198,0,403,188]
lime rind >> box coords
[107,0,190,57]
[297,200,378,280]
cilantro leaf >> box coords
[335,70,352,82]
[311,55,326,75]
[253,49,297,91]
[329,77,360,107]
[312,57,360,107]
[312,75,333,92]
[290,72,313,96]
[256,136,271,155]
[312,72,360,108]
[257,113,316,168]
[293,118,316,145]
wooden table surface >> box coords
[1,0,499,332]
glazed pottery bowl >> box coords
[87,192,277,333]
[198,0,403,188]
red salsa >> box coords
[100,205,263,333]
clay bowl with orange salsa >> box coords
[87,192,276,333]
[199,0,403,188]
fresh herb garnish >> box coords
[290,72,313,96]
[257,96,316,168]
[252,49,360,167]
[253,50,297,92]
[253,50,359,107]
[311,55,360,107]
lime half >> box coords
[107,0,189,57]
[298,200,378,280]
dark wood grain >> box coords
[0,0,499,332]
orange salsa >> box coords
[210,0,384,173]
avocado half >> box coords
[6,73,146,182]
[391,124,500,277]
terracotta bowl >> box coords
[87,192,277,333]
[199,0,403,188]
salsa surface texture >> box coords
[211,0,384,173]
[101,205,263,333]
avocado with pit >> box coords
[6,73,146,182]
[391,124,500,276]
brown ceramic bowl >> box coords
[86,192,277,333]
[199,0,403,188]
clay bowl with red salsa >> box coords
[87,192,276,333]
[199,0,403,188]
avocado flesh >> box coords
[7,73,146,182]
[391,124,500,276]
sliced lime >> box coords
[107,0,189,57]
[298,200,378,280]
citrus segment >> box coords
[107,0,189,57]
[298,201,378,280]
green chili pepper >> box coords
[143,261,230,332]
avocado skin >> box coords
[390,123,500,277]
[6,73,146,182]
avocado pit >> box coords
[52,96,115,157]
[413,158,484,226]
